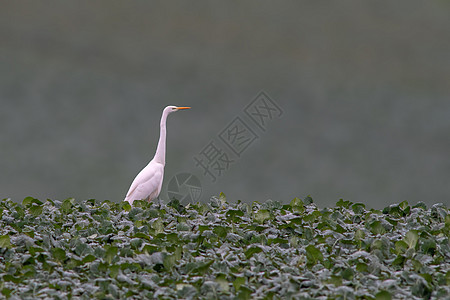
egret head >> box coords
[165,105,191,114]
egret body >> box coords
[124,105,190,205]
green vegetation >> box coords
[0,195,449,299]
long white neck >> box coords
[153,109,169,165]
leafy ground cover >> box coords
[0,195,449,299]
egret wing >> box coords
[125,161,164,203]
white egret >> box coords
[124,105,191,206]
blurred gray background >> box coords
[1,1,449,209]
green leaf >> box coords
[341,268,354,280]
[245,246,263,259]
[404,230,419,249]
[61,198,75,213]
[421,239,436,255]
[0,235,11,249]
[23,196,43,206]
[395,240,408,254]
[236,285,252,300]
[290,197,304,207]
[303,195,314,204]
[233,276,246,291]
[52,248,66,261]
[356,262,368,272]
[355,229,365,240]
[191,260,214,275]
[375,290,392,300]
[412,202,427,210]
[218,192,227,205]
[351,203,366,214]
[105,246,118,264]
[290,197,305,213]
[368,220,386,235]
[29,205,43,217]
[134,232,152,242]
[2,275,22,284]
[121,202,132,212]
[305,245,323,266]
[82,254,97,264]
[215,274,230,292]
[336,199,352,208]
[254,209,271,223]
[1,288,13,297]
[213,226,228,238]
[391,255,406,267]
[325,275,342,286]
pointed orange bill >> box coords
[177,107,191,110]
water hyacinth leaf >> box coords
[109,264,120,278]
[341,268,354,280]
[219,192,227,205]
[336,199,351,208]
[134,232,152,242]
[236,286,252,300]
[375,290,392,300]
[254,209,271,223]
[421,239,436,255]
[0,235,11,249]
[22,197,43,206]
[121,201,132,212]
[163,254,177,270]
[325,275,342,286]
[152,218,164,234]
[61,198,74,213]
[233,276,246,291]
[290,197,304,207]
[290,197,305,213]
[395,240,408,254]
[356,262,368,273]
[82,254,96,264]
[391,255,406,267]
[3,275,22,284]
[303,195,314,204]
[191,260,214,275]
[1,288,13,298]
[29,204,43,217]
[105,246,118,264]
[355,229,365,240]
[404,230,419,249]
[351,203,366,214]
[213,226,228,238]
[52,248,66,261]
[305,245,323,266]
[14,205,25,218]
[0,196,448,298]
[368,220,386,235]
[245,245,263,259]
[445,271,450,285]
[215,274,230,291]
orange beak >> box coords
[177,107,191,110]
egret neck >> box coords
[153,107,170,165]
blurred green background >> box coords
[1,1,449,208]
